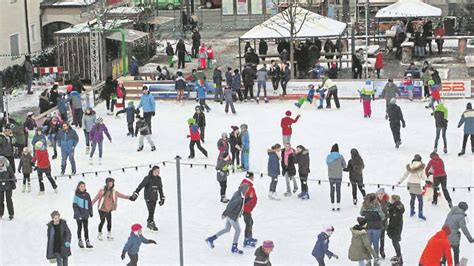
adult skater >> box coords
[326,144,346,211]
[72,181,93,249]
[33,141,58,195]
[206,183,250,254]
[360,80,375,118]
[443,202,474,265]
[294,145,310,199]
[193,106,206,142]
[321,77,340,109]
[254,240,274,266]
[433,102,448,153]
[376,188,389,259]
[137,86,156,134]
[397,154,427,220]
[213,66,223,103]
[46,210,72,266]
[57,123,78,175]
[380,78,400,119]
[229,126,242,170]
[0,124,16,172]
[91,178,131,240]
[269,60,281,92]
[281,142,298,196]
[187,118,208,159]
[419,225,453,266]
[256,65,268,104]
[387,194,405,265]
[312,226,339,266]
[457,102,474,156]
[360,193,385,258]
[130,166,165,231]
[348,217,378,266]
[82,107,96,154]
[121,224,157,266]
[69,90,83,128]
[88,117,112,164]
[240,124,250,171]
[224,85,236,114]
[343,148,366,205]
[0,156,15,220]
[387,98,405,148]
[241,172,258,248]
[216,151,231,203]
[267,144,281,200]
[217,133,229,160]
[280,110,300,145]
[425,152,452,207]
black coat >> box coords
[281,149,296,177]
[434,110,448,128]
[258,41,268,55]
[344,159,364,183]
[361,205,383,230]
[294,150,310,176]
[49,90,59,107]
[176,41,186,56]
[166,45,174,56]
[193,112,206,127]
[387,201,405,241]
[254,246,272,266]
[269,65,280,80]
[46,220,72,259]
[0,168,16,191]
[192,31,201,47]
[135,171,164,202]
[242,67,256,86]
[0,134,15,157]
[388,103,405,124]
[229,132,242,152]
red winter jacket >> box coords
[419,230,453,266]
[241,178,257,213]
[189,125,201,141]
[281,115,300,136]
[375,52,384,70]
[32,149,51,169]
[425,155,446,178]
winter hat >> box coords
[96,117,103,123]
[231,125,239,131]
[330,143,339,153]
[412,154,422,162]
[128,101,134,107]
[239,183,250,194]
[262,240,274,249]
[467,103,472,110]
[131,224,142,232]
[142,86,148,91]
[406,73,412,77]
[357,217,367,226]
[458,201,469,211]
[324,226,335,236]
[187,118,196,125]
[240,124,248,130]
[365,79,372,85]
[428,79,435,86]
[442,224,452,235]
[377,188,385,194]
[34,141,45,151]
[308,84,315,89]
[246,171,254,179]
[285,110,292,116]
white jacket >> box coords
[399,161,426,185]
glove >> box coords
[49,259,57,264]
[151,112,155,116]
[121,252,125,260]
[149,240,157,244]
[402,121,406,128]
[425,180,433,186]
[33,166,38,171]
[159,197,165,206]
[332,254,339,260]
[64,242,70,248]
[129,192,139,201]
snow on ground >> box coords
[1,98,473,265]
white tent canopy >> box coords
[375,0,442,18]
[240,7,346,40]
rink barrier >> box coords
[4,159,472,192]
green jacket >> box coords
[348,226,378,261]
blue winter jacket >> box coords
[69,91,82,110]
[241,131,249,153]
[72,192,93,220]
[312,232,334,260]
[267,150,280,177]
[116,107,136,124]
[307,88,315,103]
[58,97,68,114]
[57,129,79,152]
[231,73,241,91]
[137,93,156,113]
[458,109,474,134]
[196,86,206,99]
[32,133,47,148]
[122,233,154,255]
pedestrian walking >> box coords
[374,51,384,79]
[165,42,174,67]
[326,144,346,211]
[397,154,427,220]
[176,39,187,69]
[72,181,93,249]
[46,211,71,266]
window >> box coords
[10,34,20,59]
[31,24,36,42]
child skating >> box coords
[116,102,136,137]
[18,147,33,193]
[360,79,375,118]
[295,84,315,108]
[312,226,339,265]
[121,224,157,266]
[187,118,208,159]
[135,116,156,152]
[316,86,327,109]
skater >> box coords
[242,64,256,101]
[343,148,366,205]
[360,193,385,257]
[256,65,268,103]
[267,144,281,200]
[376,189,390,259]
[403,73,414,101]
[426,80,441,111]
[360,80,375,118]
[0,156,15,220]
[397,154,427,220]
[193,105,206,142]
[280,110,300,145]
[380,78,400,119]
[315,86,327,109]
[116,102,136,137]
[165,42,174,67]
[225,67,233,89]
[137,86,156,134]
[312,226,339,266]
[45,117,61,159]
[241,172,258,248]
[92,178,131,240]
[281,142,298,196]
[254,240,274,266]
[425,152,452,207]
[295,84,315,108]
[191,29,200,58]
[206,183,249,254]
[294,145,310,199]
[419,225,453,266]
[321,77,340,109]
[348,217,379,266]
[386,194,405,265]
[135,116,156,152]
[198,42,207,69]
[269,60,280,92]
[224,85,236,114]
[232,69,243,102]
[217,133,229,160]
[69,90,83,128]
[57,93,69,122]
[130,166,165,232]
[387,98,405,148]
[46,211,71,266]
[433,102,448,153]
[213,66,223,103]
[196,85,211,112]
[31,127,47,152]
[175,71,187,103]
[216,151,231,203]
[229,126,241,169]
[121,224,157,266]
[457,102,474,156]
[206,45,214,69]
[443,202,474,266]
[72,181,93,249]
[88,117,112,163]
[57,123,78,175]
[326,144,346,211]
[82,107,96,154]
[280,63,290,96]
[187,118,208,159]
[18,147,33,193]
[0,124,16,172]
[240,124,250,171]
[33,141,58,194]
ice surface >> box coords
[1,98,473,265]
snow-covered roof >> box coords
[375,0,442,18]
[51,0,96,6]
[107,6,144,14]
[241,7,346,40]
[54,19,131,34]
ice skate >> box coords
[147,221,158,231]
[332,203,336,211]
[410,208,416,217]
[89,157,93,165]
[78,239,84,248]
[292,187,298,194]
[458,149,465,156]
[231,243,243,254]
[270,192,280,200]
[107,231,114,240]
[243,238,256,248]
[151,146,156,151]
[256,97,260,104]
[220,196,229,203]
[38,191,45,196]
[284,191,291,197]
[54,188,58,194]
[353,199,358,205]
[264,97,268,103]
[137,146,144,152]
[443,147,447,154]
[8,215,13,221]
[418,212,426,221]
[97,232,103,241]
[85,239,93,248]
[98,157,102,165]
[206,235,217,248]
[300,192,310,200]
[27,183,31,193]
[336,203,340,211]
[85,147,90,154]
[22,184,26,193]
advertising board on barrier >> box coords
[143,81,214,99]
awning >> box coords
[375,0,442,18]
[147,16,175,25]
[106,29,149,43]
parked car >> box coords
[200,0,221,8]
[156,0,181,10]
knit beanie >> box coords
[285,110,292,116]
[262,240,274,249]
[131,224,142,232]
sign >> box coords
[222,0,234,15]
[143,81,215,99]
[237,0,248,15]
[440,81,471,98]
[251,0,263,14]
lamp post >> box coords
[364,0,369,78]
